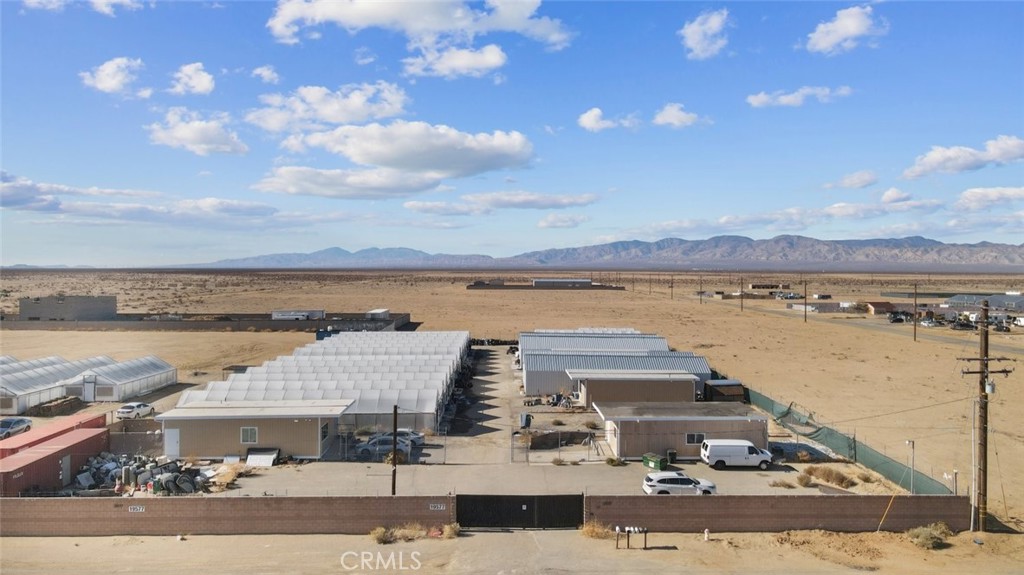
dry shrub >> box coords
[551,457,565,466]
[857,471,875,483]
[805,465,856,488]
[605,457,626,467]
[796,450,814,463]
[584,420,600,430]
[392,523,428,542]
[370,526,395,545]
[213,463,250,487]
[570,460,580,466]
[552,419,565,426]
[769,479,796,489]
[442,523,461,539]
[907,522,953,549]
[796,473,814,487]
[581,521,615,539]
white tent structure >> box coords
[0,356,115,415]
[178,331,471,431]
[0,356,68,376]
[64,356,177,402]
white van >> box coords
[700,439,773,470]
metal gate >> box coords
[456,494,583,529]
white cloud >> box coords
[461,191,597,210]
[403,190,597,216]
[825,169,877,189]
[402,201,488,216]
[246,81,408,132]
[953,187,1024,212]
[652,103,699,128]
[90,0,142,17]
[746,85,852,108]
[251,65,280,84]
[136,87,153,99]
[79,57,144,95]
[146,108,249,156]
[903,135,1024,179]
[23,0,68,11]
[403,44,507,78]
[578,107,638,132]
[253,166,442,200]
[678,8,729,60]
[537,214,589,229]
[293,120,533,178]
[880,187,910,203]
[169,62,215,95]
[354,47,377,65]
[0,171,159,212]
[806,5,888,56]
[266,0,570,78]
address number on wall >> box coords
[429,503,446,511]
[128,506,146,513]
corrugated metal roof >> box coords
[523,352,711,376]
[519,332,669,353]
[594,402,766,421]
[566,370,699,382]
[1,356,116,395]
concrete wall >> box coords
[0,494,970,536]
[17,296,117,321]
[581,379,696,409]
[585,495,971,533]
[0,496,456,536]
[163,417,328,460]
[611,419,767,460]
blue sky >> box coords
[2,1,1022,267]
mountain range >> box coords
[178,235,1024,272]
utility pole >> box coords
[959,300,1015,532]
[739,276,744,312]
[803,280,807,323]
[699,275,703,304]
[913,283,918,342]
[391,404,398,496]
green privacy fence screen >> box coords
[748,388,952,495]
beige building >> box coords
[567,370,700,408]
[595,402,768,461]
[156,400,352,460]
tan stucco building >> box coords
[156,400,352,460]
[567,370,700,408]
[595,402,769,461]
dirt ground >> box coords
[1,269,1022,572]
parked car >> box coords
[919,318,938,327]
[0,417,32,439]
[116,402,155,419]
[951,322,977,331]
[370,428,425,446]
[642,471,716,495]
[993,323,1011,333]
[355,435,412,459]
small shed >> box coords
[566,370,700,408]
[156,400,352,460]
[594,402,769,461]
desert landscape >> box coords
[1,269,1022,573]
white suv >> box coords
[642,471,716,495]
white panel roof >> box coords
[1,356,116,395]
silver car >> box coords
[355,435,412,459]
[0,417,32,440]
[642,471,716,495]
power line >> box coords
[829,396,973,425]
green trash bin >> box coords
[642,452,667,471]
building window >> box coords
[685,433,705,445]
[241,427,258,444]
[320,423,329,441]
